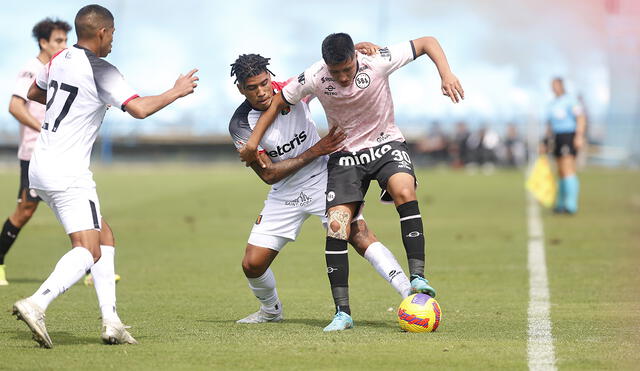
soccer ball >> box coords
[397,293,442,332]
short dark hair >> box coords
[321,33,355,65]
[230,54,275,86]
[32,18,72,50]
[75,4,114,40]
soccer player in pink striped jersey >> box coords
[240,33,463,331]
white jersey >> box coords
[30,45,138,191]
[12,57,46,161]
[229,80,326,197]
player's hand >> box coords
[239,143,266,168]
[174,69,199,97]
[355,42,380,56]
[312,126,347,156]
[440,72,464,103]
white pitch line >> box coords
[526,192,557,371]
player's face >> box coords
[41,29,68,59]
[238,72,273,111]
[552,79,565,97]
[327,55,357,88]
[98,24,115,57]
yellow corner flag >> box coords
[526,156,556,208]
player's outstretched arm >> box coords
[239,91,288,168]
[125,69,199,119]
[248,126,346,185]
[9,95,42,132]
[412,36,464,103]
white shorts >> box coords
[36,186,102,234]
[248,176,364,252]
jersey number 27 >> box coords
[43,80,78,132]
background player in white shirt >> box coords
[240,33,463,330]
[230,53,413,329]
[0,18,71,286]
[11,4,198,348]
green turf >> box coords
[0,165,637,370]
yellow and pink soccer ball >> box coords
[397,293,442,332]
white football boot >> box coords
[101,320,138,345]
[236,304,283,324]
[12,298,53,348]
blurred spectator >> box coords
[415,122,450,165]
[449,121,470,168]
[466,125,500,172]
[499,123,527,167]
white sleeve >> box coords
[89,57,138,110]
[282,63,318,106]
[35,65,49,91]
[13,67,37,101]
[376,41,417,76]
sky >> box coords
[0,0,637,146]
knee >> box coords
[242,257,266,278]
[392,187,416,204]
[327,210,350,240]
[90,247,102,263]
[15,203,37,225]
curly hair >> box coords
[230,54,274,85]
[32,18,72,50]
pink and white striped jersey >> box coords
[12,57,46,161]
[282,41,416,152]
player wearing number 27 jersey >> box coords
[12,4,198,349]
[29,44,138,192]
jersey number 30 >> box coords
[43,80,78,132]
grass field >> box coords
[0,165,638,370]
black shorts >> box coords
[553,133,577,158]
[326,141,416,209]
[17,160,40,203]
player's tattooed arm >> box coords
[239,92,288,168]
[411,36,464,103]
[327,208,351,240]
[249,126,346,185]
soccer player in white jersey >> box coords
[240,33,463,330]
[229,53,414,329]
[11,4,198,348]
[0,18,71,286]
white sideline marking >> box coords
[527,193,557,371]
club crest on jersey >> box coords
[355,73,370,89]
[280,106,291,115]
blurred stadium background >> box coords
[0,0,638,167]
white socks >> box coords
[90,245,121,323]
[247,268,280,313]
[30,247,94,310]
[364,242,412,298]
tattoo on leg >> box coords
[328,209,350,240]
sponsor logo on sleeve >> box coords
[297,72,306,85]
[379,47,392,61]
